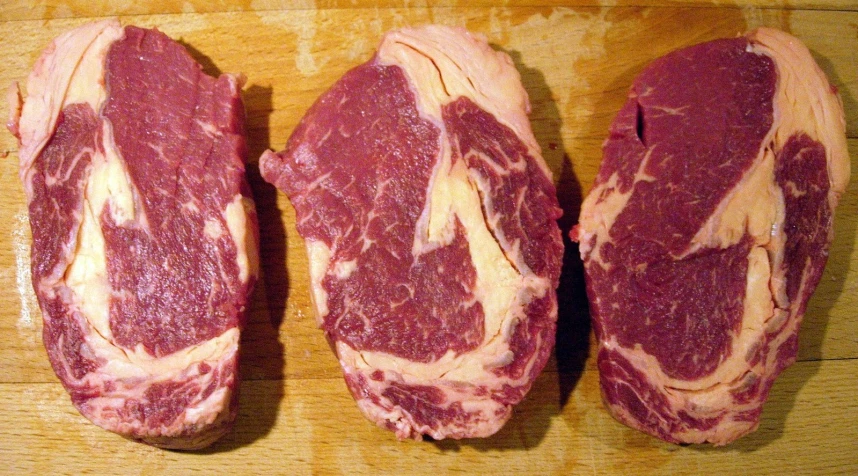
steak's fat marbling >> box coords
[9,20,258,449]
[573,28,849,445]
[260,25,563,440]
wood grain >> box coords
[0,4,856,474]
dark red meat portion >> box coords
[265,62,486,361]
[592,38,776,380]
[776,133,832,311]
[102,26,249,356]
[29,103,100,285]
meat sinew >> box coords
[260,25,563,440]
[8,20,259,449]
[573,28,849,445]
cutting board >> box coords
[1,2,856,474]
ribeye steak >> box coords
[8,20,259,449]
[573,28,849,445]
[260,25,563,440]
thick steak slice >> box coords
[260,25,563,440]
[8,20,259,449]
[573,28,849,445]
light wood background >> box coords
[1,2,856,474]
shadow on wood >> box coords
[177,39,223,79]
[243,84,290,330]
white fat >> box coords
[306,240,332,326]
[94,123,138,224]
[185,386,231,426]
[224,195,258,284]
[61,25,134,344]
[332,259,357,280]
[748,27,850,315]
[204,219,224,239]
[63,26,120,111]
[416,138,456,252]
[577,169,636,267]
[65,196,112,340]
[97,328,239,380]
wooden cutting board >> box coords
[1,2,856,474]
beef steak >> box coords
[8,20,258,449]
[573,28,849,445]
[260,25,563,440]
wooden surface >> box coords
[1,2,857,474]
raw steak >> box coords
[8,20,258,449]
[573,28,849,445]
[260,25,563,440]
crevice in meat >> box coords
[635,101,646,147]
[471,172,522,276]
[396,41,451,98]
